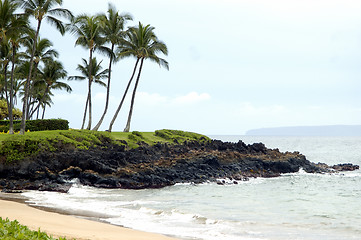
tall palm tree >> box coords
[68,14,106,130]
[108,22,169,132]
[29,59,70,119]
[92,4,132,131]
[68,57,108,129]
[0,41,10,102]
[17,0,73,134]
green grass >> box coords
[111,129,210,148]
[0,129,210,163]
[0,130,113,163]
[0,217,71,240]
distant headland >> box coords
[245,125,361,136]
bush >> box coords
[127,131,144,143]
[155,129,210,143]
[0,119,69,132]
[0,99,22,120]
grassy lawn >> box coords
[0,129,210,163]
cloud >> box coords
[238,102,286,116]
[172,92,211,105]
[53,93,84,104]
[137,92,168,106]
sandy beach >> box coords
[0,197,177,240]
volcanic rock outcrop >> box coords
[0,139,358,192]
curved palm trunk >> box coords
[124,58,144,132]
[108,58,140,132]
[20,20,42,135]
[42,104,46,119]
[92,44,114,131]
[86,49,93,130]
[27,62,40,120]
[36,106,40,119]
[29,84,50,119]
[81,95,89,129]
[86,79,92,130]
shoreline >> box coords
[0,193,178,240]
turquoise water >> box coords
[23,136,361,240]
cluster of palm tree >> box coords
[68,4,169,132]
[0,0,72,134]
[0,0,169,134]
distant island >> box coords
[245,125,361,136]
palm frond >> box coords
[46,15,66,35]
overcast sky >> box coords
[35,0,361,135]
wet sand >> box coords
[0,196,177,240]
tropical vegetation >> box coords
[0,0,169,135]
[0,217,70,240]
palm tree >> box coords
[17,0,73,134]
[68,57,108,129]
[68,14,107,130]
[108,22,169,132]
[92,4,132,131]
[23,36,59,118]
[39,92,52,119]
[0,41,10,102]
[29,59,70,119]
[30,87,52,119]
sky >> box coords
[33,0,361,135]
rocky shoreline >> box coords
[0,139,359,193]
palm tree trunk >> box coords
[9,48,17,134]
[81,95,89,129]
[124,58,144,132]
[27,62,40,120]
[108,58,140,132]
[86,49,93,130]
[36,106,40,119]
[42,104,46,119]
[20,20,42,135]
[3,62,13,134]
[29,85,50,119]
[92,44,114,131]
[3,63,9,107]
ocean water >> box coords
[22,136,361,240]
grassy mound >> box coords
[0,217,70,240]
[0,129,210,163]
[0,130,113,163]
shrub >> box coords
[0,217,69,240]
[0,119,69,132]
[155,129,210,143]
[127,131,144,143]
[0,99,22,120]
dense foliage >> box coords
[0,99,22,120]
[0,217,69,240]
